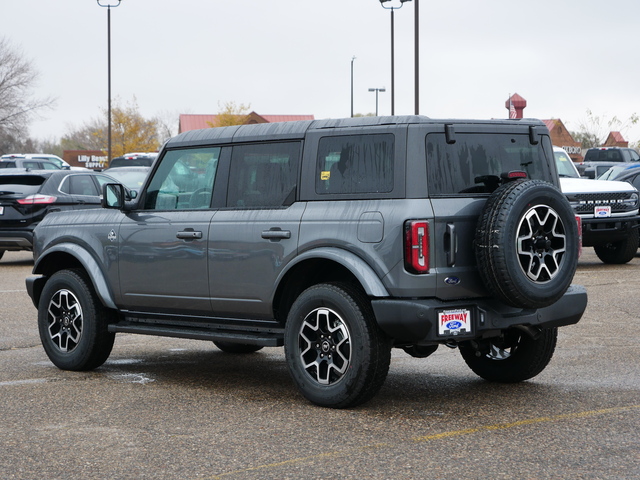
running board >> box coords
[109,320,284,347]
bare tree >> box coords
[0,37,54,137]
[571,109,639,149]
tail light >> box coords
[404,220,429,274]
[16,194,57,205]
[575,215,582,258]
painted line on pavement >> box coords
[203,404,640,480]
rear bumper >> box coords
[371,284,587,344]
[0,230,34,251]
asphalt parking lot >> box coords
[0,249,638,480]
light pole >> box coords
[414,0,419,115]
[379,0,411,116]
[368,87,386,116]
[97,0,121,163]
[351,56,356,117]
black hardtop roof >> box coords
[166,115,548,148]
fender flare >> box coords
[278,247,390,297]
[32,243,118,310]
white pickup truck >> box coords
[555,146,640,263]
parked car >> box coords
[554,146,640,264]
[578,147,640,178]
[597,163,640,181]
[27,116,587,408]
[0,157,61,170]
[1,153,90,171]
[0,169,121,260]
[599,164,640,191]
[109,153,157,168]
[101,166,150,193]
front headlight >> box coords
[622,192,639,208]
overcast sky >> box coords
[4,0,640,143]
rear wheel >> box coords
[459,328,557,383]
[593,228,639,264]
[284,283,391,408]
[38,269,115,371]
[213,341,263,354]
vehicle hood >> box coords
[559,177,638,195]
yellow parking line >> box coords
[204,405,640,480]
[412,404,640,442]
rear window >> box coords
[0,175,46,195]
[584,149,623,162]
[426,133,554,195]
[0,161,16,168]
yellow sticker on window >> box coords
[321,171,331,181]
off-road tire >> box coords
[284,283,392,409]
[593,228,639,264]
[459,327,558,383]
[38,269,115,371]
[475,179,579,309]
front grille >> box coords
[573,192,636,214]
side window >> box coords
[629,150,640,162]
[68,175,99,196]
[227,142,301,208]
[144,147,220,210]
[315,134,394,195]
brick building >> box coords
[603,131,628,148]
[542,119,583,162]
[179,112,314,134]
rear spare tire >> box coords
[475,179,579,309]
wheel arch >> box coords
[272,247,389,324]
[30,244,117,310]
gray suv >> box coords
[27,116,587,408]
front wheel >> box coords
[38,269,115,371]
[593,228,639,264]
[284,283,391,408]
[459,327,557,383]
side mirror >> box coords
[102,183,125,209]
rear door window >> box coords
[226,142,301,208]
[315,134,394,195]
[426,133,554,195]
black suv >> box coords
[0,169,121,260]
[27,116,587,408]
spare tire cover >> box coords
[475,179,579,309]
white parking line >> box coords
[0,378,47,387]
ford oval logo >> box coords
[444,276,460,285]
[446,321,463,330]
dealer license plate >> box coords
[594,206,611,218]
[438,308,471,335]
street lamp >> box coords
[97,0,122,163]
[351,56,356,117]
[379,0,411,116]
[368,87,386,116]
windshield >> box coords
[554,149,579,178]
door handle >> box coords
[445,223,457,266]
[176,230,203,240]
[261,229,291,240]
